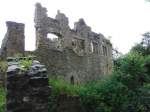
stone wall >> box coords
[6,57,50,112]
[34,3,113,84]
[0,21,25,58]
[6,57,86,112]
[36,48,104,84]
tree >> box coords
[131,44,145,55]
[112,48,123,59]
[141,32,150,55]
[142,32,150,48]
[145,0,150,2]
[131,32,150,55]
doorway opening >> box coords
[70,76,74,85]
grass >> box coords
[49,79,86,96]
[0,87,5,112]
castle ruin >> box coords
[34,3,113,84]
[0,3,113,84]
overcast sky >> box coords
[0,0,150,54]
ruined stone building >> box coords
[0,3,113,84]
[34,3,113,84]
[0,21,25,58]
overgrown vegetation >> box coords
[19,59,32,70]
[49,33,150,112]
[0,60,7,87]
[49,79,86,95]
[0,60,7,72]
[0,33,149,112]
[0,87,5,112]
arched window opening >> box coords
[103,46,107,56]
[90,42,94,52]
[47,33,59,41]
[91,42,98,54]
[70,76,74,85]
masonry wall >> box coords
[6,57,50,112]
[0,21,25,58]
[6,57,86,112]
[34,3,113,84]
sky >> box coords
[0,0,150,54]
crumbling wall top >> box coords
[6,21,24,31]
[55,10,69,28]
[0,21,25,58]
[34,3,112,56]
[34,3,48,25]
[74,19,91,38]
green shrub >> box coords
[78,74,129,112]
[144,55,150,75]
[0,87,5,112]
[19,60,32,71]
[48,50,150,112]
[114,51,148,89]
[0,60,7,87]
[48,79,87,112]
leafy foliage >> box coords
[131,44,146,55]
[115,52,147,88]
[0,32,149,112]
[19,60,32,70]
[49,79,86,96]
[49,49,150,112]
[131,32,150,56]
[0,87,5,112]
[142,32,150,47]
[0,60,7,87]
[79,75,129,112]
[0,60,7,72]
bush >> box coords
[0,87,5,112]
[144,55,150,75]
[78,74,130,112]
[48,51,150,112]
[48,79,87,112]
[19,60,32,71]
[49,76,129,112]
[0,60,7,87]
[114,52,148,89]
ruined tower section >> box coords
[34,3,71,50]
[0,21,25,58]
[34,3,48,49]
